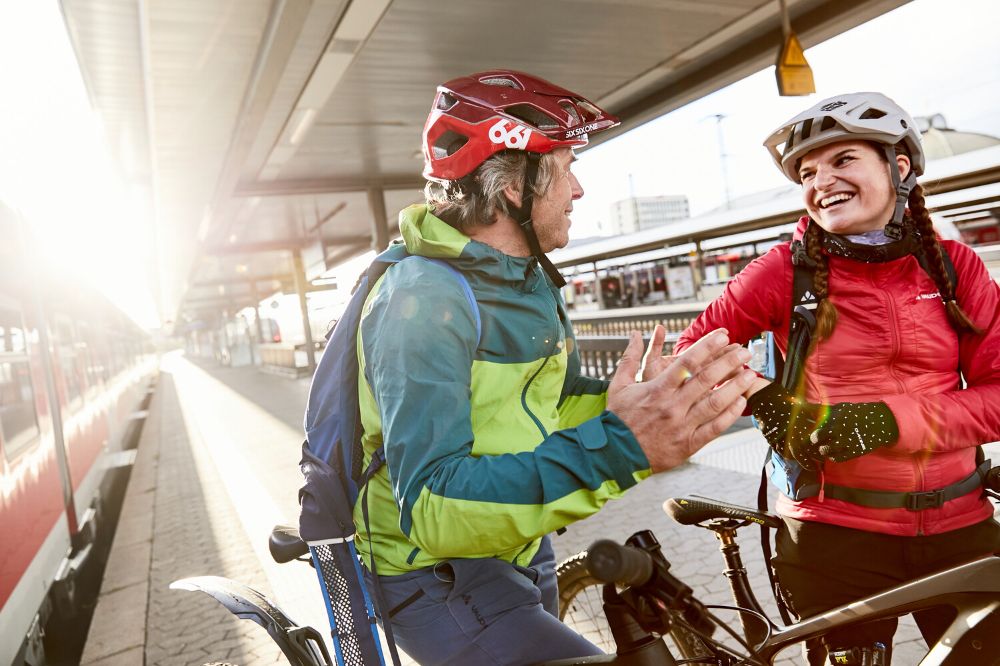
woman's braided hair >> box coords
[907,183,983,335]
[803,156,982,357]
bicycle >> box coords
[171,469,1000,666]
[555,467,1000,665]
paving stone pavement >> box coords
[83,353,995,665]
[144,371,285,665]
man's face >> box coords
[531,148,584,253]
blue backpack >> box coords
[298,243,480,666]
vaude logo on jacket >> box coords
[916,291,941,301]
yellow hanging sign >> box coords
[776,32,815,96]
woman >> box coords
[675,92,1000,663]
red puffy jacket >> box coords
[676,219,1000,536]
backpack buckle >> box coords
[906,489,944,511]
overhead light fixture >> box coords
[259,0,393,180]
[287,108,318,146]
[775,0,815,96]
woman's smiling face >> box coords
[798,140,910,236]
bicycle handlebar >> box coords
[587,539,654,587]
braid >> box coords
[908,184,983,335]
[804,222,838,346]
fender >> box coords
[170,576,331,666]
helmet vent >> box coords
[575,99,603,121]
[859,108,887,120]
[800,118,814,139]
[560,102,582,124]
[505,104,559,130]
[432,130,469,159]
[480,76,520,89]
[436,92,458,111]
[819,116,837,131]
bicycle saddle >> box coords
[269,524,310,563]
[663,495,782,528]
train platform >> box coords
[78,351,1000,666]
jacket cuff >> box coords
[582,410,651,488]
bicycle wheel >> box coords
[557,552,616,651]
[556,551,714,660]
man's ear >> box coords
[896,153,912,181]
[503,183,522,209]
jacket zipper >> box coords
[521,356,551,439]
[884,282,926,534]
[882,285,906,395]
[520,279,563,440]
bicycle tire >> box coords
[556,551,714,661]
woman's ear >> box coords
[896,153,912,181]
[503,183,522,209]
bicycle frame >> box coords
[549,555,999,665]
[759,555,1000,664]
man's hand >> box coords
[608,329,755,473]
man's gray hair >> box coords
[425,151,558,233]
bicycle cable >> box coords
[703,603,773,647]
[670,611,767,666]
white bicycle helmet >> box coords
[764,92,924,239]
[763,92,924,183]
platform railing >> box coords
[571,302,708,379]
[257,342,322,378]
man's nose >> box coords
[570,173,584,200]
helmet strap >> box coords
[512,152,567,288]
[883,144,917,241]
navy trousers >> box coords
[364,536,602,665]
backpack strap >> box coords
[914,243,958,293]
[359,253,482,484]
[759,238,820,626]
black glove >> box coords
[803,401,899,462]
[747,382,824,470]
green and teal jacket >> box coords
[354,204,651,574]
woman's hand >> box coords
[745,376,772,400]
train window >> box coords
[54,317,84,410]
[78,322,100,390]
[0,306,40,459]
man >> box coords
[354,70,754,664]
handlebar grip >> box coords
[586,539,654,587]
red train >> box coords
[0,203,157,665]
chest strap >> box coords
[819,460,990,511]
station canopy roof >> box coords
[60,0,912,327]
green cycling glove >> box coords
[747,382,823,470]
[805,401,900,462]
[748,383,900,468]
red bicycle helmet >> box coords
[422,70,619,183]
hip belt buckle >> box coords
[906,489,945,511]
